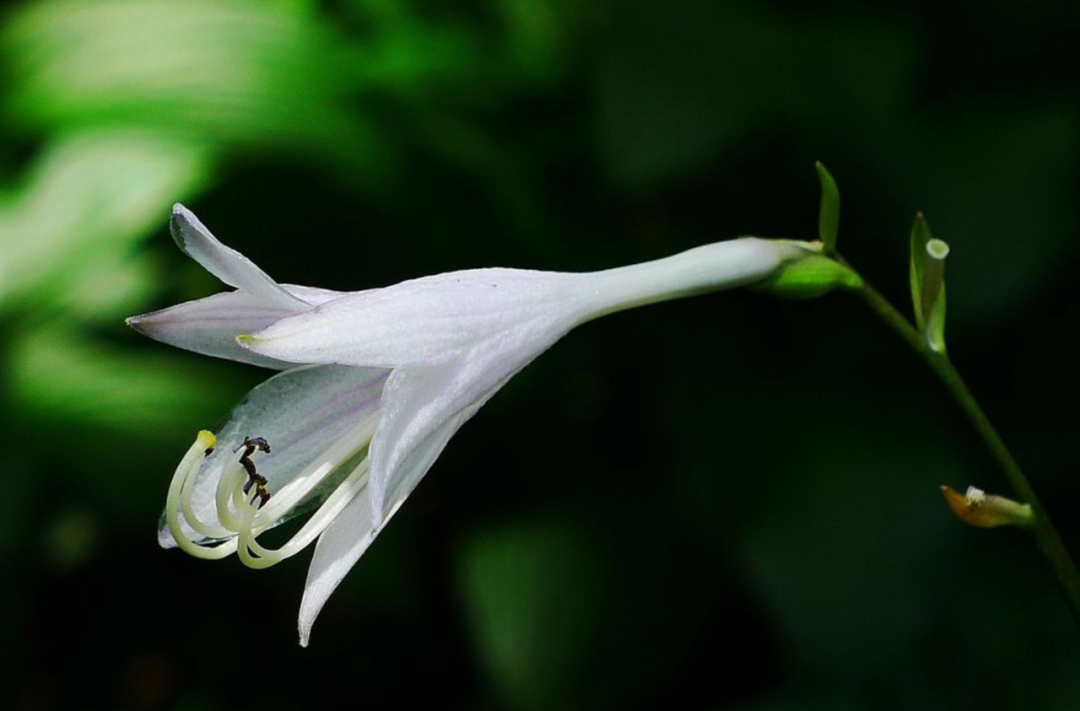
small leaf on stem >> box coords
[815,162,840,253]
[908,212,933,330]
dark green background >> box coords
[1,0,1078,709]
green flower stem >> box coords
[851,270,1080,624]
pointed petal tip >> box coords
[171,202,197,225]
[298,595,319,648]
[125,308,175,337]
[169,204,202,257]
[125,312,154,334]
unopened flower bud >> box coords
[940,485,1034,529]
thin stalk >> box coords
[851,271,1080,624]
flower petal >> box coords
[297,318,570,644]
[368,313,572,522]
[238,269,592,367]
[158,363,389,548]
[127,284,343,370]
[170,203,308,310]
[240,240,789,368]
[298,481,396,647]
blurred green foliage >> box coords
[2,0,1079,709]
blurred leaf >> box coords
[62,250,164,324]
[6,322,235,435]
[0,128,208,314]
[495,0,563,86]
[339,0,417,25]
[0,0,375,163]
[351,23,482,100]
[491,0,600,90]
[455,516,607,709]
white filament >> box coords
[166,416,379,569]
[165,432,238,560]
[238,459,371,569]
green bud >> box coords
[816,162,841,253]
[909,213,949,354]
[752,241,863,300]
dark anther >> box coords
[234,436,271,456]
[236,435,272,508]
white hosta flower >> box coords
[129,205,810,645]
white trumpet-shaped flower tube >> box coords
[128,204,812,645]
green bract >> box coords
[751,242,862,299]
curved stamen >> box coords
[250,414,378,527]
[166,431,239,560]
[177,436,257,541]
[214,457,248,532]
[215,435,273,532]
[237,458,372,570]
[180,447,235,540]
[168,414,380,566]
